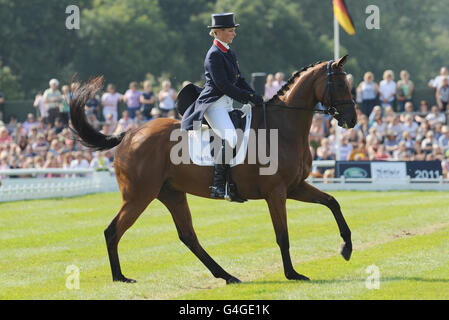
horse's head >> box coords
[315,55,357,129]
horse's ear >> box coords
[336,54,349,68]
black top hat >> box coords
[176,83,203,116]
[208,12,239,29]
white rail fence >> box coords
[0,161,448,202]
[0,169,118,202]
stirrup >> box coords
[209,183,230,200]
[224,182,230,201]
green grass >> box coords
[0,191,448,300]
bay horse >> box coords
[70,55,357,284]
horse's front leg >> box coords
[288,181,352,261]
[266,185,310,281]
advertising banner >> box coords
[335,161,442,180]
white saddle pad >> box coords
[188,108,252,167]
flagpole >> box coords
[334,12,341,161]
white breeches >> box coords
[203,95,237,148]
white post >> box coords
[334,14,342,161]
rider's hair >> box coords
[209,28,225,37]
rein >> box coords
[262,102,334,115]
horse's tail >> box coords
[70,76,125,151]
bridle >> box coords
[260,60,355,122]
[320,60,355,118]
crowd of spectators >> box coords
[0,77,180,178]
[1,66,449,180]
[300,67,449,179]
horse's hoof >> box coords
[226,276,242,284]
[340,242,352,261]
[286,272,310,281]
[114,276,137,283]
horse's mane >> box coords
[268,61,324,103]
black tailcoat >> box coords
[181,41,254,131]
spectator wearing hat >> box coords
[150,107,161,120]
[43,79,63,126]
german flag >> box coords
[333,0,355,35]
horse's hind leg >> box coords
[104,198,150,282]
[158,187,241,284]
[287,181,352,261]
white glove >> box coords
[240,103,252,118]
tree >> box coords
[0,0,90,95]
[213,0,332,80]
[0,60,24,100]
[74,0,170,92]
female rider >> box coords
[181,13,263,199]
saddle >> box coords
[177,84,248,202]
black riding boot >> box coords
[210,140,229,199]
[210,163,229,199]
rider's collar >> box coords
[214,38,229,52]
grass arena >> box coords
[1,191,448,300]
